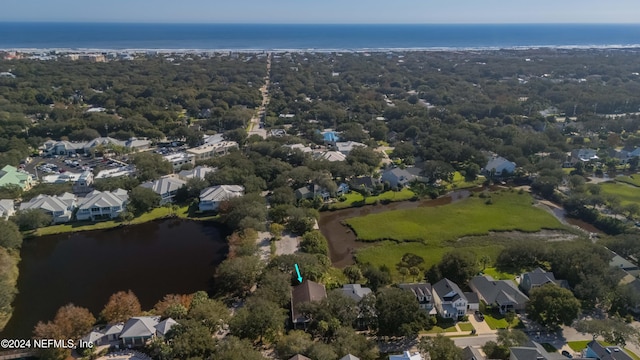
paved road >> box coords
[247,53,271,139]
[453,334,498,348]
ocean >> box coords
[0,23,639,51]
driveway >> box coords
[468,313,493,334]
[275,234,300,256]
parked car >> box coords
[561,350,573,358]
[475,310,485,321]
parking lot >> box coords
[25,153,130,181]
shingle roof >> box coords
[199,185,244,202]
[178,166,216,180]
[140,175,186,196]
[155,318,177,336]
[120,316,160,339]
[341,284,372,302]
[399,283,432,299]
[289,355,313,360]
[19,193,76,213]
[340,355,361,360]
[78,189,128,209]
[587,340,633,360]
[469,275,529,307]
[291,280,327,323]
[462,346,486,360]
[432,278,466,303]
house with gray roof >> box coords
[469,275,529,314]
[463,346,486,360]
[336,141,366,155]
[432,278,469,319]
[519,267,569,295]
[140,174,186,204]
[155,318,178,338]
[340,355,361,360]
[178,165,216,181]
[0,199,15,219]
[482,155,516,177]
[291,280,327,329]
[609,250,640,278]
[120,316,161,346]
[199,185,244,212]
[381,167,416,188]
[585,340,633,360]
[19,192,77,223]
[76,189,128,221]
[510,341,565,360]
[341,284,372,302]
[399,283,436,314]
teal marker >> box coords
[294,263,303,283]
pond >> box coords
[1,219,229,339]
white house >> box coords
[483,155,516,176]
[432,278,469,319]
[140,175,186,204]
[0,199,15,219]
[199,185,245,212]
[335,141,366,155]
[19,193,77,223]
[389,351,423,360]
[314,150,347,162]
[76,189,128,221]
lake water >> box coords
[1,219,229,339]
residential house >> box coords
[336,183,350,196]
[340,355,360,360]
[482,155,516,177]
[295,184,330,201]
[120,316,161,346]
[564,148,599,167]
[19,193,77,223]
[140,175,186,205]
[336,141,366,155]
[73,170,94,194]
[321,130,340,146]
[510,341,565,360]
[178,165,216,181]
[519,267,569,295]
[469,275,529,314]
[284,143,313,154]
[163,152,195,171]
[76,189,128,221]
[198,185,244,212]
[289,355,313,360]
[609,250,640,278]
[203,133,225,145]
[186,141,238,161]
[0,165,33,190]
[381,167,416,188]
[432,278,469,319]
[389,351,423,360]
[341,284,372,302]
[463,346,486,360]
[399,283,436,314]
[291,280,327,329]
[102,323,125,344]
[314,150,347,162]
[584,341,632,360]
[350,176,380,193]
[0,199,15,219]
[154,318,178,338]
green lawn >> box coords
[423,325,458,334]
[483,267,518,281]
[329,189,415,210]
[458,323,474,332]
[567,341,613,352]
[616,175,640,187]
[347,191,564,242]
[482,312,521,330]
[600,181,640,206]
[443,172,486,191]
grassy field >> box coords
[616,175,640,187]
[600,181,640,207]
[443,172,486,191]
[422,325,458,334]
[328,188,415,210]
[29,205,219,237]
[482,267,518,281]
[347,191,564,242]
[482,312,521,330]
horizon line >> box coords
[0,21,640,26]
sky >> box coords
[2,0,639,24]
